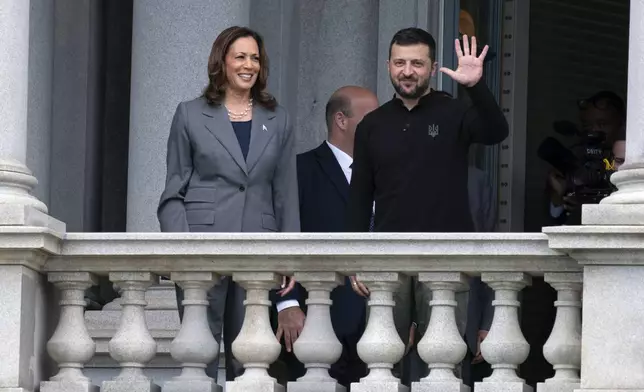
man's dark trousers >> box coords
[297,142,368,387]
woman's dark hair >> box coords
[203,26,276,110]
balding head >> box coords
[325,86,378,156]
[325,86,377,130]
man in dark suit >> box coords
[297,86,379,388]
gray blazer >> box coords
[158,96,299,233]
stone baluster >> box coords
[41,272,98,392]
[476,273,532,392]
[353,272,407,392]
[102,272,159,392]
[289,272,344,392]
[537,273,582,392]
[226,272,284,392]
[163,272,221,392]
[413,272,469,392]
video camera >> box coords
[537,120,616,204]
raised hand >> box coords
[439,35,489,87]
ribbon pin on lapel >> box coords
[262,124,268,132]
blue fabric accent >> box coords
[231,120,252,160]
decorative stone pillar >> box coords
[353,272,407,392]
[27,0,54,206]
[0,0,48,219]
[289,272,344,392]
[476,273,532,392]
[0,260,49,392]
[537,273,582,392]
[226,272,284,392]
[41,272,98,392]
[163,272,221,392]
[102,272,159,392]
[413,272,469,392]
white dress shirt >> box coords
[327,141,353,182]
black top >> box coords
[346,81,509,233]
[232,120,252,160]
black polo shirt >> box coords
[346,81,508,233]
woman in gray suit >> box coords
[158,26,302,381]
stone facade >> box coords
[1,1,644,392]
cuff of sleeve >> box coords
[276,299,299,312]
[550,202,565,218]
[464,79,486,92]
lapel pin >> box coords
[262,124,268,132]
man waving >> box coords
[346,27,508,384]
[347,27,508,233]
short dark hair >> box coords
[389,28,437,60]
[578,90,626,123]
[325,93,353,132]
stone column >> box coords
[126,0,250,232]
[477,273,532,392]
[27,0,54,206]
[0,0,48,217]
[227,272,283,392]
[102,272,159,392]
[414,273,469,392]
[0,263,47,392]
[537,273,582,392]
[0,4,62,392]
[290,272,344,392]
[250,1,298,107]
[49,0,104,232]
[353,272,407,392]
[164,272,221,392]
[41,273,98,392]
[583,0,644,225]
[376,0,419,103]
[294,0,379,153]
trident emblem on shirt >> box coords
[262,124,268,132]
[428,124,439,138]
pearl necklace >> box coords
[226,99,253,120]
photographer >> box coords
[545,91,626,225]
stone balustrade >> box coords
[0,229,584,392]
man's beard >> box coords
[391,76,430,100]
